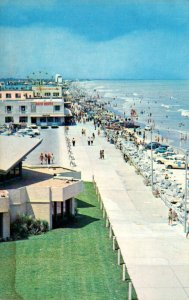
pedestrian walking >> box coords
[72,138,76,146]
[40,152,44,165]
[101,150,105,159]
[88,137,90,146]
[44,153,48,164]
[168,208,173,225]
[92,133,95,139]
[51,153,54,164]
[98,129,100,136]
[90,138,93,146]
[47,152,51,164]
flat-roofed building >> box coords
[0,137,83,239]
[0,136,42,239]
[0,98,65,125]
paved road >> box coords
[24,127,67,166]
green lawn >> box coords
[0,182,137,300]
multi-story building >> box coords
[55,74,63,84]
[0,82,74,126]
[0,98,65,125]
[32,85,62,98]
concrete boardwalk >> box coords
[63,122,189,300]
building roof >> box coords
[0,136,42,174]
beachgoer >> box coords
[91,138,93,146]
[99,150,102,159]
[72,138,76,146]
[88,137,90,146]
[172,210,177,222]
[44,153,48,164]
[92,133,95,139]
[40,153,44,165]
[168,208,173,225]
[98,129,100,136]
[47,152,51,164]
[51,153,54,164]
[101,150,105,159]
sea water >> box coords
[76,80,189,151]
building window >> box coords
[5,116,14,123]
[19,116,28,123]
[31,104,36,112]
[5,106,12,113]
[15,93,21,98]
[55,117,61,123]
[53,93,59,97]
[0,94,2,98]
[44,93,51,96]
[40,117,46,123]
[20,106,26,113]
[54,105,60,111]
[6,93,11,98]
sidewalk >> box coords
[63,122,189,300]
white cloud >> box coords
[0,26,188,79]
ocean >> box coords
[75,80,189,151]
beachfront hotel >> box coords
[0,82,73,126]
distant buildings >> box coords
[55,74,63,84]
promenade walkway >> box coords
[63,122,189,300]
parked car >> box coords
[156,155,182,165]
[154,147,168,154]
[51,123,59,128]
[145,142,161,149]
[164,157,188,169]
[144,125,151,131]
[27,125,40,135]
[40,123,49,129]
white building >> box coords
[0,98,66,126]
[55,74,63,84]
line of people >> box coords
[39,152,54,165]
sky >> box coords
[0,0,189,79]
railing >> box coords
[64,126,77,167]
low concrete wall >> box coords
[0,196,9,212]
[62,181,83,201]
[8,188,27,221]
[26,187,51,203]
[3,213,10,238]
[27,202,52,229]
